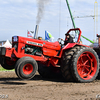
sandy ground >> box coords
[0,71,100,100]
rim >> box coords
[77,51,97,80]
[23,64,33,75]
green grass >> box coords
[0,66,14,71]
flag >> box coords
[27,30,33,38]
[45,30,54,42]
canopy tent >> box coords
[3,40,12,48]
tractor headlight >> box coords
[12,36,18,42]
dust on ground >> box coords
[0,71,100,100]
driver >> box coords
[61,33,73,45]
[57,33,73,56]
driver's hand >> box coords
[61,38,64,41]
[58,38,60,40]
[58,38,64,41]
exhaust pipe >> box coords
[34,25,39,39]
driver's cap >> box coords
[65,33,69,36]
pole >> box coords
[59,0,61,37]
[66,0,76,29]
[94,1,98,42]
[66,0,94,43]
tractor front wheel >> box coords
[15,57,38,80]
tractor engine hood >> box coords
[13,36,61,51]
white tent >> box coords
[3,40,12,48]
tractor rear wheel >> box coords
[1,57,15,70]
[38,63,62,78]
[61,46,99,82]
[61,46,81,82]
[15,57,38,80]
[72,47,99,82]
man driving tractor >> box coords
[60,33,74,45]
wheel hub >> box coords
[23,64,33,75]
[77,51,97,80]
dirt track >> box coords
[0,71,100,100]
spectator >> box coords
[38,36,42,40]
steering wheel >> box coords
[57,38,64,46]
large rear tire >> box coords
[38,63,62,78]
[61,46,99,83]
[61,46,81,82]
[15,57,38,80]
[72,47,99,82]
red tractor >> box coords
[0,28,99,83]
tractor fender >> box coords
[62,43,76,50]
[59,43,89,57]
[62,43,89,50]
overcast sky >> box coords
[0,0,100,45]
